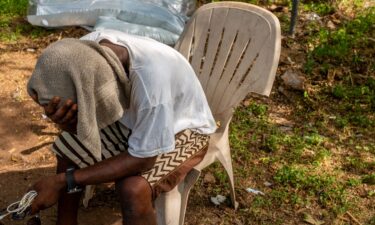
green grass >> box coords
[303,2,336,16]
[195,0,373,222]
[300,5,375,140]
[273,165,349,213]
[222,74,372,220]
[0,0,28,16]
[362,173,375,185]
[329,79,375,128]
[224,100,352,215]
[305,7,375,72]
[0,0,51,42]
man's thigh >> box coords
[51,127,209,200]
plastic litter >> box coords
[27,0,196,45]
[94,17,179,45]
[306,13,321,21]
[210,195,226,206]
[246,188,265,195]
[116,1,185,34]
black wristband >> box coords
[66,167,82,194]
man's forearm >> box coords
[57,152,156,187]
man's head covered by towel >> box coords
[27,38,131,160]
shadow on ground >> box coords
[0,167,123,225]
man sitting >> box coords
[27,29,216,225]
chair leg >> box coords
[156,158,236,225]
[155,169,201,225]
[82,185,95,208]
[178,169,201,225]
[216,147,238,209]
[155,185,182,225]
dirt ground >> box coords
[0,50,127,225]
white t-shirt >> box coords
[81,30,217,158]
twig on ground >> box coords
[345,211,363,225]
[337,215,350,222]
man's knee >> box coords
[115,176,152,209]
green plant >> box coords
[248,102,268,118]
[0,0,28,16]
[304,54,315,75]
[313,148,331,164]
[304,133,325,146]
[0,0,52,42]
[368,215,375,225]
[362,173,375,185]
[305,7,375,78]
[274,166,348,211]
[303,1,335,16]
[274,166,307,188]
[345,157,375,173]
[332,85,346,99]
[263,134,279,152]
[346,178,362,187]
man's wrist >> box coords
[56,173,67,190]
[65,168,83,193]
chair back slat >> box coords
[175,2,281,116]
[204,9,249,106]
[193,8,229,89]
[209,13,270,112]
[188,10,213,74]
[213,18,272,112]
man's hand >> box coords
[30,174,66,215]
[31,94,78,133]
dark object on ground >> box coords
[27,216,41,225]
[362,175,375,185]
[289,0,299,35]
[12,211,29,220]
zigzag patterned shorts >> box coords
[51,121,210,199]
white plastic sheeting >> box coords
[27,0,196,45]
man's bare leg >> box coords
[56,157,82,225]
[115,176,156,225]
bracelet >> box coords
[66,167,82,194]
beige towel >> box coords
[27,38,131,161]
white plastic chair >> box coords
[156,2,281,224]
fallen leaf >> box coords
[264,181,273,187]
[303,213,325,225]
[243,100,251,107]
[327,20,336,29]
[11,153,22,162]
[203,172,216,184]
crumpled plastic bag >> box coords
[27,0,196,45]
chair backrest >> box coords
[175,2,281,116]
